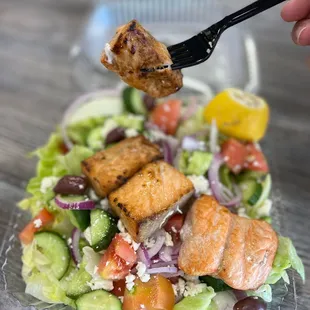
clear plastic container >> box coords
[70,0,260,95]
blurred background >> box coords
[0,0,309,309]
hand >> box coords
[281,0,310,46]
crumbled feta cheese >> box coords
[118,296,124,303]
[118,220,140,251]
[67,238,72,246]
[140,273,151,283]
[188,175,212,195]
[125,128,139,138]
[184,282,207,297]
[117,220,126,233]
[84,227,92,245]
[136,262,147,278]
[88,189,100,201]
[173,278,186,296]
[99,198,110,211]
[101,119,118,139]
[125,274,136,291]
[136,262,151,283]
[144,237,156,249]
[33,219,42,228]
[237,207,250,219]
[183,275,200,283]
[257,199,272,217]
[164,232,174,247]
[87,278,114,291]
[104,43,114,64]
[40,176,59,194]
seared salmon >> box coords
[178,195,278,290]
[81,136,162,198]
[101,20,183,98]
[109,161,194,242]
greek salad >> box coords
[18,87,305,310]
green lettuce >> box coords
[22,241,75,307]
[247,284,272,303]
[18,132,93,217]
[178,150,213,176]
[174,287,216,310]
[66,116,106,146]
[266,236,305,284]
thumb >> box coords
[292,18,310,46]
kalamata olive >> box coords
[143,94,156,111]
[53,176,88,195]
[233,297,267,310]
[105,127,126,144]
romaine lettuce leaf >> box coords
[174,287,216,310]
[266,236,305,284]
[247,284,272,302]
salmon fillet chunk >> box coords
[178,195,278,290]
[101,20,183,98]
[81,136,162,198]
[109,161,194,242]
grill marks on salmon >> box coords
[101,20,183,98]
[81,136,162,198]
[109,161,194,242]
[178,195,278,290]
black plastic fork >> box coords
[167,0,286,70]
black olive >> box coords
[105,127,126,145]
[233,297,267,310]
[53,175,88,195]
[143,94,156,111]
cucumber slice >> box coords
[76,290,122,310]
[34,232,70,280]
[68,210,90,232]
[236,170,266,183]
[219,166,233,190]
[253,174,272,208]
[66,265,92,299]
[90,209,118,252]
[239,179,262,205]
[123,87,146,115]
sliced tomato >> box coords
[150,99,181,135]
[123,275,175,310]
[221,138,247,174]
[244,143,269,173]
[164,214,185,243]
[98,234,137,281]
[19,208,54,245]
[112,279,126,297]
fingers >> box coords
[281,0,310,22]
[292,18,310,46]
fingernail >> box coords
[297,27,310,46]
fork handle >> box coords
[220,0,287,29]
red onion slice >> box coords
[146,229,166,259]
[159,246,173,262]
[161,270,184,278]
[137,245,151,268]
[151,259,178,268]
[71,228,82,265]
[55,195,96,210]
[181,136,206,152]
[208,154,242,208]
[147,266,178,274]
[160,140,174,165]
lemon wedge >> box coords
[203,88,269,141]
